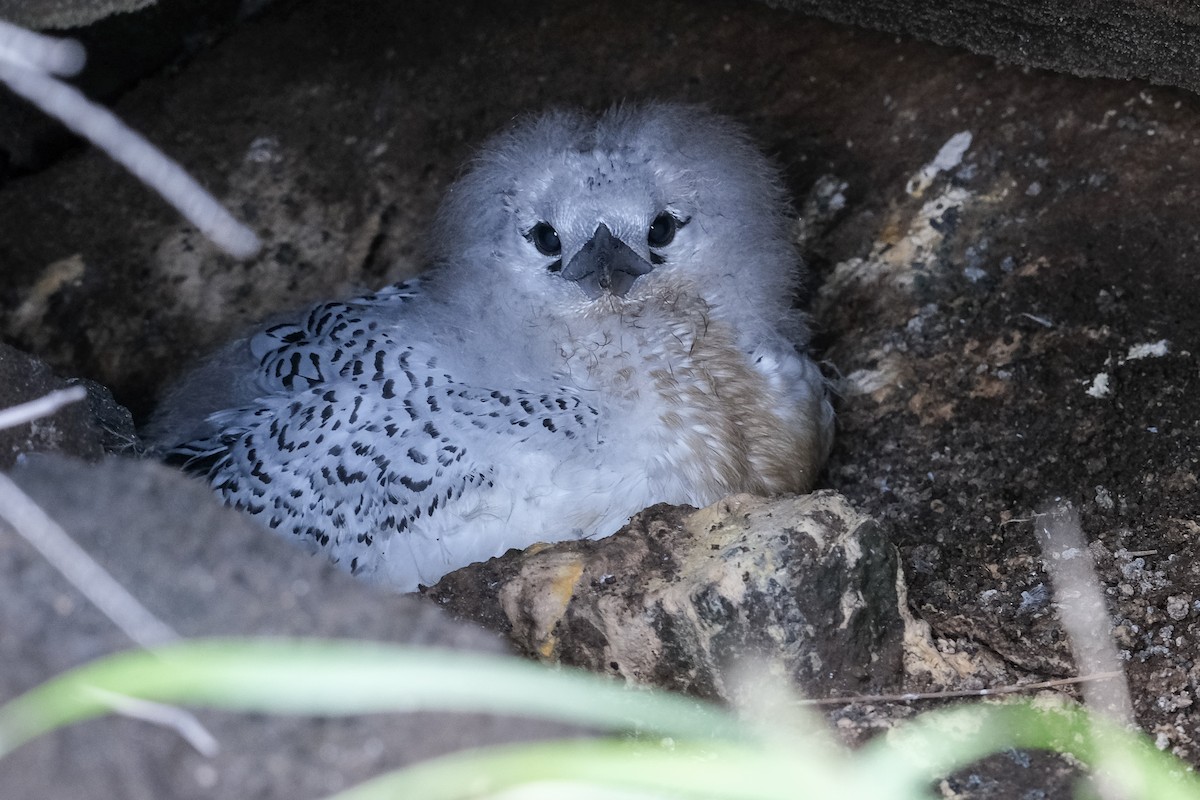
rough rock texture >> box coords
[431,492,909,702]
[803,62,1200,758]
[0,342,107,468]
[0,0,156,29]
[0,455,571,800]
[771,1,1200,95]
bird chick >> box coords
[156,103,834,591]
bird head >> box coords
[427,103,802,345]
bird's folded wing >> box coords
[250,278,427,392]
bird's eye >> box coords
[527,222,562,257]
[647,213,678,248]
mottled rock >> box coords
[431,492,910,702]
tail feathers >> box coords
[162,438,234,478]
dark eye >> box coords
[527,222,561,257]
[647,213,677,248]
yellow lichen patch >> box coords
[537,559,585,658]
[547,559,584,606]
[499,552,586,660]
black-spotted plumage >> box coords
[166,286,602,589]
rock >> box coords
[0,343,113,469]
[430,492,911,702]
[0,0,157,29]
[0,455,571,800]
[770,0,1200,95]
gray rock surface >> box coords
[0,456,570,799]
[770,1,1200,94]
[0,0,156,29]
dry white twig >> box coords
[1037,502,1133,800]
[0,19,84,75]
[84,687,219,757]
[0,471,180,648]
[1037,504,1133,724]
[0,385,87,431]
[794,670,1125,707]
[0,389,216,752]
[0,388,178,647]
[0,19,260,259]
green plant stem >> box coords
[0,638,741,757]
[326,739,843,800]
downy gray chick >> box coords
[156,104,835,591]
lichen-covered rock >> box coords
[430,491,910,701]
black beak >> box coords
[561,224,654,298]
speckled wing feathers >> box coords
[250,280,426,393]
[166,281,601,584]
